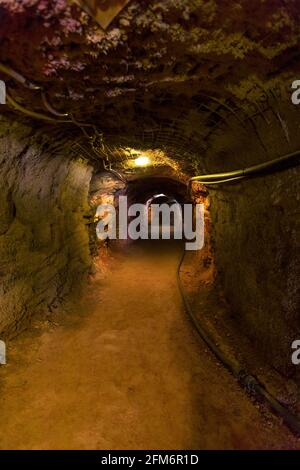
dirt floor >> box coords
[0,239,299,450]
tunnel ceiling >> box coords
[1,0,300,169]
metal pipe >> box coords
[191,150,300,184]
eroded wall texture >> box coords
[0,116,93,337]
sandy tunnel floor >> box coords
[0,240,299,450]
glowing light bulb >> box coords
[134,155,150,167]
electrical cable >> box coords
[190,150,300,185]
[195,176,246,185]
[0,62,105,142]
[0,63,41,90]
[41,92,69,118]
[6,93,70,122]
[177,247,300,436]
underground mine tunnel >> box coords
[0,0,299,455]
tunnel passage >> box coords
[0,110,299,382]
[146,194,182,238]
[119,176,191,242]
[123,177,188,207]
[0,0,299,450]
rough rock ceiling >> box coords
[0,0,300,168]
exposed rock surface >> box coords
[0,0,299,379]
[1,0,300,141]
[0,116,92,336]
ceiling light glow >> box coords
[134,155,150,167]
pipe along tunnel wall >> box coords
[0,112,299,382]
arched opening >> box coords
[146,193,182,239]
[0,0,299,452]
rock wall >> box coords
[0,117,93,337]
[206,102,300,377]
